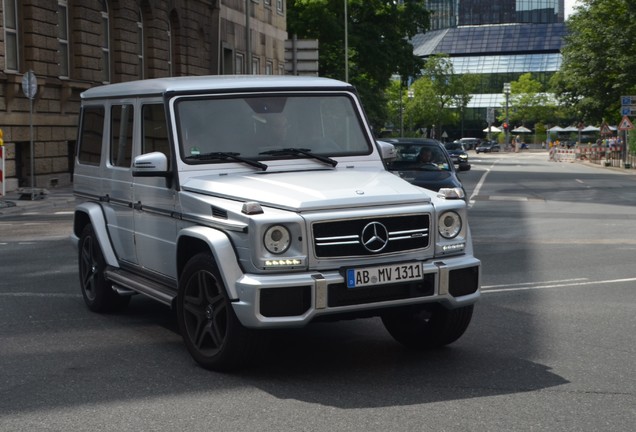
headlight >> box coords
[438,211,462,239]
[263,225,291,254]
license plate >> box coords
[346,262,423,288]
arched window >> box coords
[100,0,111,83]
[58,0,70,78]
[3,0,20,71]
[167,20,173,77]
[137,8,144,79]
[169,11,180,76]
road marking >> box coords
[482,277,636,293]
[468,161,498,208]
[489,195,529,201]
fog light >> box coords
[442,242,465,252]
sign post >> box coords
[0,129,4,196]
[22,70,38,200]
[486,107,495,141]
[618,114,634,168]
[620,97,636,166]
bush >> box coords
[629,132,636,155]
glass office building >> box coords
[427,0,564,29]
[414,1,566,136]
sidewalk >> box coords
[0,185,76,216]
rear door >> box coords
[103,102,136,264]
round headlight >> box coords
[438,211,462,239]
[263,225,291,254]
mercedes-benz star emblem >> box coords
[361,222,389,252]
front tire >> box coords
[177,253,259,371]
[382,304,474,349]
[78,224,130,312]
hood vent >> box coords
[211,206,228,219]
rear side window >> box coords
[78,106,105,166]
[110,104,134,167]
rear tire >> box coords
[177,252,260,371]
[78,224,130,312]
[382,304,474,349]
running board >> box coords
[105,268,177,307]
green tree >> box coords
[552,0,636,123]
[405,55,475,138]
[505,73,555,127]
[287,0,429,130]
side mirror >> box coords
[132,152,169,177]
[376,140,397,162]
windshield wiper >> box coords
[259,148,338,167]
[185,152,267,171]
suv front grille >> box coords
[313,214,430,258]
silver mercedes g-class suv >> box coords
[72,76,480,371]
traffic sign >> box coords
[22,70,37,100]
[621,106,636,116]
[487,107,495,123]
[621,96,636,106]
[600,122,612,135]
[618,115,634,131]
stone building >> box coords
[0,0,287,193]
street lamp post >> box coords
[503,82,511,147]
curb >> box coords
[0,187,75,216]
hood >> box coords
[181,168,431,211]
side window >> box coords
[142,104,169,156]
[110,104,134,167]
[78,106,105,166]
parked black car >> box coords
[443,142,471,171]
[379,138,466,198]
[476,141,501,153]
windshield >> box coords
[386,144,452,172]
[445,143,463,151]
[175,94,371,164]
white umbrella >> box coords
[511,126,531,133]
[581,125,600,132]
[562,125,579,132]
[483,125,502,133]
[547,126,565,133]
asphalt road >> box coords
[0,152,634,431]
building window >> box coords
[100,0,111,83]
[276,0,283,13]
[58,1,69,78]
[167,22,173,77]
[264,0,271,6]
[235,53,244,74]
[266,61,273,75]
[169,11,180,76]
[252,57,260,75]
[137,8,144,79]
[3,0,19,71]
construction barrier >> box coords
[549,147,577,162]
[550,145,623,163]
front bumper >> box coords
[231,255,481,328]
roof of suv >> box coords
[81,75,354,100]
